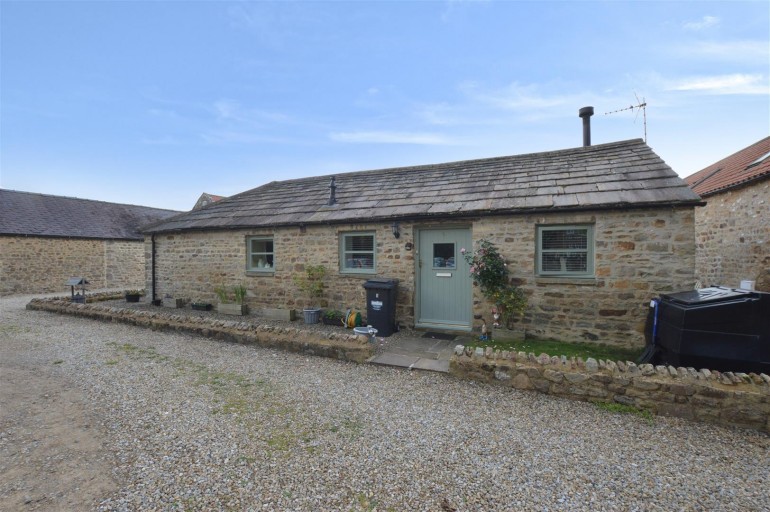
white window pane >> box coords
[542,229,587,250]
[342,234,375,271]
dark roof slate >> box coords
[0,189,181,239]
[685,136,770,197]
[143,139,702,234]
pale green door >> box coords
[417,228,473,330]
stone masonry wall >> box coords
[26,294,769,433]
[0,236,146,295]
[694,178,770,291]
[473,207,696,347]
[451,346,770,433]
[146,222,416,324]
[147,206,695,347]
[26,295,374,364]
[105,239,146,290]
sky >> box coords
[1,1,768,212]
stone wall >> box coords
[146,222,416,324]
[450,346,770,433]
[26,295,374,364]
[146,205,695,347]
[473,207,695,346]
[694,178,770,291]
[0,236,146,295]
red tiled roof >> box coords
[685,137,770,197]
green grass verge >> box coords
[464,337,642,363]
[594,401,654,423]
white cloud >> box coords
[329,131,453,145]
[212,99,292,125]
[459,81,572,110]
[683,15,719,31]
[200,131,294,145]
[141,136,182,146]
[681,40,769,62]
[668,74,768,95]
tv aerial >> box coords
[604,93,647,142]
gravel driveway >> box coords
[1,294,769,511]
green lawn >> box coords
[464,337,643,363]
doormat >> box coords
[422,332,456,341]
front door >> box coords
[417,228,473,330]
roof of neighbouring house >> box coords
[193,192,227,210]
[142,139,702,234]
[685,136,770,197]
[0,189,181,240]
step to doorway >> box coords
[368,353,450,373]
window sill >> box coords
[535,276,599,286]
[246,270,275,277]
[339,272,377,279]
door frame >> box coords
[414,224,473,332]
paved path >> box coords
[369,332,469,372]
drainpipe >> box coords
[579,106,594,147]
[151,234,157,303]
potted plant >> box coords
[215,284,248,315]
[191,300,213,311]
[293,265,327,324]
[124,289,144,303]
[322,309,344,326]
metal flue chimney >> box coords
[579,106,594,147]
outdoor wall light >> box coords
[391,221,400,239]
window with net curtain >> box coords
[340,233,375,273]
[247,236,274,272]
[537,225,594,277]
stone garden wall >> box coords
[146,205,695,348]
[1,236,145,295]
[26,295,769,432]
[694,178,770,291]
[450,346,770,433]
[26,295,374,364]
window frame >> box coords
[536,225,595,278]
[246,236,275,273]
[339,232,376,274]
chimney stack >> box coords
[579,106,594,147]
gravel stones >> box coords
[2,294,770,511]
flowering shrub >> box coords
[461,239,527,328]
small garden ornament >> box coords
[479,319,489,341]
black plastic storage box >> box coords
[363,278,399,337]
[645,286,770,373]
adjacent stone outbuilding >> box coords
[685,137,770,291]
[143,139,702,347]
[0,189,180,295]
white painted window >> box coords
[536,225,594,277]
[340,233,375,273]
[247,237,274,272]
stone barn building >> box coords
[0,189,179,295]
[685,136,770,291]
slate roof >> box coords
[0,189,181,240]
[685,136,770,197]
[143,139,702,234]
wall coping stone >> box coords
[26,295,374,364]
[449,344,770,433]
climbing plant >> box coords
[462,239,527,328]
